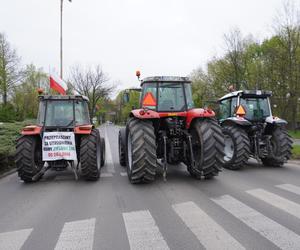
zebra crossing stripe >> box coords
[212,194,300,250]
[0,228,33,250]
[122,210,169,250]
[54,218,95,250]
[247,188,300,219]
[172,201,245,250]
[276,184,300,196]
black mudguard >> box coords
[221,117,252,126]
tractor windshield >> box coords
[45,100,74,127]
[141,82,194,112]
[240,97,271,121]
[37,100,90,127]
[158,83,186,111]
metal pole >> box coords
[60,0,63,79]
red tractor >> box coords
[15,95,105,182]
[119,74,224,184]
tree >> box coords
[272,0,300,129]
[12,65,48,120]
[68,65,114,120]
[223,28,248,90]
[0,33,23,106]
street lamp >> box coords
[60,0,72,79]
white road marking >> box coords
[0,228,33,250]
[100,173,113,177]
[172,201,244,250]
[122,210,169,250]
[104,126,115,173]
[212,195,300,250]
[54,218,95,250]
[247,189,300,219]
[276,184,300,196]
[120,172,127,176]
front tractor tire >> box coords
[222,124,250,170]
[262,127,292,167]
[80,129,101,181]
[188,119,224,179]
[15,136,44,183]
[126,118,157,184]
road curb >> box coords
[288,160,300,165]
[0,168,17,179]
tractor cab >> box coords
[37,95,90,130]
[218,90,272,122]
[140,76,195,112]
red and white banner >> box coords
[49,74,67,95]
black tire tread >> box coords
[119,128,126,167]
[80,129,101,181]
[127,118,157,184]
[222,125,250,170]
[100,137,105,167]
[15,136,42,183]
[188,118,224,179]
[262,127,292,167]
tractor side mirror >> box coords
[123,92,130,104]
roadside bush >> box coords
[0,120,35,173]
[0,104,17,122]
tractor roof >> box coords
[219,90,272,102]
[141,76,191,85]
[39,95,89,102]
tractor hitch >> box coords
[185,132,203,177]
[32,162,50,181]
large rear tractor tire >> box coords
[80,129,101,181]
[222,124,250,170]
[119,128,126,167]
[126,118,157,184]
[188,119,224,179]
[100,137,105,168]
[15,136,44,183]
[262,127,292,167]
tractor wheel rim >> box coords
[224,135,234,162]
[127,133,132,171]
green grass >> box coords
[292,145,300,160]
[289,130,300,139]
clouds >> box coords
[0,0,284,91]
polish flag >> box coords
[49,74,67,95]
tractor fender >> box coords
[265,116,287,125]
[21,125,42,135]
[186,108,215,129]
[130,109,160,119]
[74,125,93,134]
[221,117,252,126]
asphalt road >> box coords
[1,124,300,250]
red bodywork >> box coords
[21,125,93,136]
[21,125,42,135]
[130,108,215,129]
[74,125,93,134]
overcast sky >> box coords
[0,0,287,92]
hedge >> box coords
[0,120,35,174]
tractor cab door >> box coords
[218,97,237,120]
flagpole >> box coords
[60,0,63,79]
[60,0,71,80]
